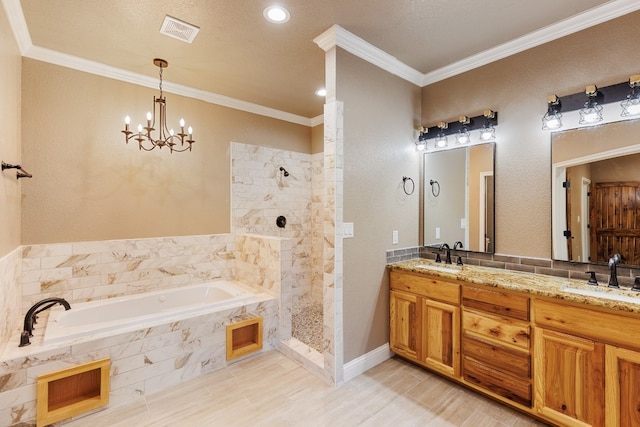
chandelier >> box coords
[122,58,195,153]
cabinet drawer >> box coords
[463,357,532,407]
[462,310,530,350]
[462,334,530,378]
[390,271,460,304]
[533,299,640,351]
[462,286,529,321]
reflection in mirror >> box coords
[423,143,495,253]
[551,119,640,266]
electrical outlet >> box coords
[392,230,398,245]
[343,222,354,238]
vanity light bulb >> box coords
[416,142,426,151]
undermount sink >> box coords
[414,264,460,274]
[561,284,640,304]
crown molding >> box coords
[2,0,31,54]
[3,0,313,127]
[5,0,639,125]
[422,0,640,85]
[314,25,424,86]
[315,2,640,88]
[310,115,324,127]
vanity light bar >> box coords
[418,111,498,141]
[545,76,638,113]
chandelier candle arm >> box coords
[121,58,195,153]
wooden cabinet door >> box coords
[390,290,422,361]
[534,328,605,427]
[605,345,640,427]
[422,299,460,377]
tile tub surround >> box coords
[389,259,640,313]
[0,247,22,357]
[0,290,277,427]
[20,234,235,313]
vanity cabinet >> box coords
[605,345,640,426]
[389,266,640,426]
[533,327,605,427]
[534,299,640,427]
[389,270,460,377]
[461,286,532,407]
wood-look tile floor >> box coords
[64,351,548,427]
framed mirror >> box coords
[423,143,495,253]
[551,119,640,266]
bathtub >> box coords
[43,280,259,345]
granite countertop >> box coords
[388,258,640,314]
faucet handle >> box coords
[432,251,441,263]
[585,271,598,286]
[633,277,640,292]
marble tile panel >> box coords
[22,244,73,259]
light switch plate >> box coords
[392,230,398,245]
[343,222,354,238]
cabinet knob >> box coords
[561,404,567,411]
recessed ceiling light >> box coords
[263,5,290,24]
[315,88,327,97]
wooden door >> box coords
[389,290,422,361]
[605,345,640,427]
[534,328,605,427]
[590,182,640,264]
[422,299,460,377]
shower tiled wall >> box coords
[0,247,21,356]
[231,142,319,303]
[311,152,324,302]
[235,233,293,340]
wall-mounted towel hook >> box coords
[2,161,33,179]
[279,167,289,177]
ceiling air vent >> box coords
[160,15,200,44]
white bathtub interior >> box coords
[43,281,261,346]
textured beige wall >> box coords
[338,49,421,363]
[21,59,311,244]
[311,123,324,154]
[422,11,640,259]
[0,5,22,257]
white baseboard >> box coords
[343,343,393,382]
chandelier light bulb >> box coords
[180,118,185,127]
[137,124,143,133]
[188,126,193,136]
[124,115,130,125]
[146,111,152,121]
[169,128,174,136]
